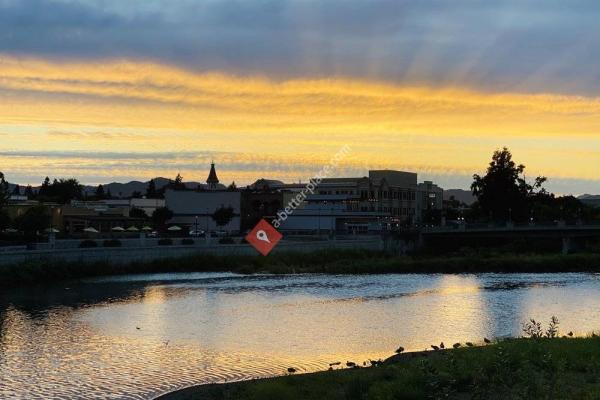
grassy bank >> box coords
[1,249,600,288]
[161,336,600,400]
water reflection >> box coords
[0,272,599,399]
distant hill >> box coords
[443,189,476,205]
[7,177,225,198]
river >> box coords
[1,272,599,399]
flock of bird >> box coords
[287,336,494,375]
[285,331,590,374]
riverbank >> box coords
[159,336,600,400]
[2,249,600,288]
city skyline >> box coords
[1,1,600,194]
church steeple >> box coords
[206,162,219,190]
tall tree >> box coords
[24,185,34,199]
[95,184,106,200]
[171,173,186,190]
[471,147,547,222]
[146,179,158,198]
[12,184,20,195]
[0,172,10,208]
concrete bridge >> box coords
[420,223,600,254]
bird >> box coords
[136,327,141,330]
[395,346,405,354]
[465,342,474,347]
[163,340,170,346]
[483,337,491,344]
[329,362,341,366]
[568,331,574,337]
[439,342,445,349]
[287,367,296,374]
[431,345,439,351]
[346,361,356,368]
[453,343,461,349]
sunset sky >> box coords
[1,0,599,194]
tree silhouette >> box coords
[146,179,158,198]
[472,147,547,222]
[0,172,10,208]
[212,206,235,229]
[151,207,173,230]
[129,207,148,219]
[95,184,106,199]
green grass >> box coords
[1,249,600,288]
[161,336,600,400]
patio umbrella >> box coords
[167,225,182,231]
[83,227,99,233]
[127,226,139,232]
[142,226,152,231]
[111,226,125,232]
[4,228,18,233]
[45,228,60,233]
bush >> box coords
[103,239,122,248]
[158,238,173,246]
[219,237,235,244]
[181,238,194,245]
[79,240,98,248]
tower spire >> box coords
[206,162,219,190]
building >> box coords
[416,181,444,223]
[129,197,165,217]
[240,182,283,231]
[163,161,241,232]
[164,189,241,233]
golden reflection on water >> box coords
[0,273,599,399]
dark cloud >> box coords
[2,0,600,95]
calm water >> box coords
[1,272,599,399]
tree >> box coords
[15,205,50,238]
[471,148,547,222]
[95,184,106,200]
[0,172,10,208]
[227,181,237,191]
[37,177,83,204]
[151,207,173,229]
[129,207,148,219]
[131,191,143,199]
[12,184,20,195]
[171,173,186,190]
[24,185,34,199]
[0,209,10,231]
[146,179,158,198]
[212,206,235,229]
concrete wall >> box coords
[0,238,383,266]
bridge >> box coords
[419,223,600,254]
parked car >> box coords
[189,230,205,237]
[148,231,159,238]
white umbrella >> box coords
[4,228,18,233]
[167,225,182,231]
[83,227,99,233]
[127,226,139,232]
[142,226,152,231]
[45,228,60,233]
[111,226,125,232]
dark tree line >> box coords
[468,148,598,223]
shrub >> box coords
[79,240,97,248]
[181,238,194,245]
[219,237,235,244]
[103,239,122,248]
[158,238,173,246]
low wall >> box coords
[0,238,383,266]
